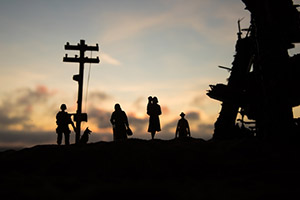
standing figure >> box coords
[56,104,75,145]
[147,96,162,139]
[110,104,129,141]
[175,112,191,139]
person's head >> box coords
[180,112,185,118]
[60,104,67,111]
[148,96,152,102]
[114,103,122,111]
[152,96,158,104]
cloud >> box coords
[89,90,112,102]
[0,85,56,130]
[89,132,113,143]
[0,107,27,128]
[88,107,112,129]
[186,111,201,121]
[162,119,178,133]
[131,96,146,112]
[100,53,122,66]
[0,130,55,150]
[16,85,53,104]
[127,113,148,134]
[195,124,214,140]
[0,130,54,144]
[161,105,170,115]
[191,93,208,107]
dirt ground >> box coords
[1,138,299,200]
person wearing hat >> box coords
[175,112,191,138]
[56,104,75,145]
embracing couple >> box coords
[147,96,162,139]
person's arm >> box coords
[67,113,76,133]
[147,103,151,116]
[175,121,179,138]
[110,113,115,125]
[186,120,191,137]
[71,121,76,133]
[124,112,129,128]
[158,105,162,115]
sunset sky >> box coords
[1,0,300,149]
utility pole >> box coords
[63,40,100,144]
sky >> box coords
[1,0,300,150]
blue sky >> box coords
[1,0,300,149]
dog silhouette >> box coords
[79,127,92,144]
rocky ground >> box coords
[0,138,299,200]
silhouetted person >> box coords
[147,96,162,139]
[56,104,75,145]
[110,104,129,141]
[175,112,191,138]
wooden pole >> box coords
[63,40,99,144]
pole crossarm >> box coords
[65,42,99,52]
[63,56,100,63]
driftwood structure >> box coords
[207,0,300,139]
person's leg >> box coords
[57,132,62,145]
[64,132,70,145]
[151,131,155,139]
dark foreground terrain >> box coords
[0,138,300,200]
